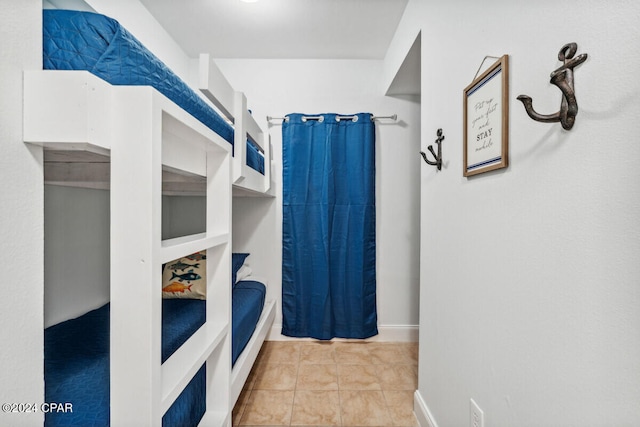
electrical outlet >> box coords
[470,399,484,427]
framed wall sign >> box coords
[463,55,509,177]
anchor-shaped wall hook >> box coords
[421,128,444,170]
[517,42,588,130]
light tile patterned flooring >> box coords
[233,341,419,427]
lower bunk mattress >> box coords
[231,280,267,364]
[44,280,266,426]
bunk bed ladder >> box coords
[110,86,232,426]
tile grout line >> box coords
[290,343,302,427]
[334,347,343,427]
[371,345,394,427]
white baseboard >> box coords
[414,390,439,427]
[266,323,418,342]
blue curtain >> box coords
[282,113,378,340]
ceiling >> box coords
[139,0,409,59]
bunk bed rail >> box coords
[199,54,273,195]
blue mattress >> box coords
[246,141,265,175]
[43,9,264,175]
[44,301,206,427]
[44,282,266,426]
[232,280,267,364]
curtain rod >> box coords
[266,114,397,123]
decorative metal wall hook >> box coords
[517,42,588,130]
[421,128,444,170]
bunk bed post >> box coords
[204,142,232,424]
[198,53,235,121]
[262,134,272,194]
[110,87,163,426]
[233,92,248,185]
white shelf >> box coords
[161,322,229,414]
[161,232,229,263]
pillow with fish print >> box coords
[162,251,207,299]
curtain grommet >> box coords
[318,116,324,123]
[337,115,358,123]
[301,116,307,123]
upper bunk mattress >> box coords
[43,9,264,175]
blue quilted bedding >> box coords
[44,300,206,427]
[233,280,267,364]
[246,141,265,175]
[43,9,264,175]
[44,282,265,426]
[44,305,111,427]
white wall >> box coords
[218,59,422,339]
[0,1,45,426]
[385,0,640,426]
[162,195,207,240]
[44,186,110,327]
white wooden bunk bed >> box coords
[27,9,275,427]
